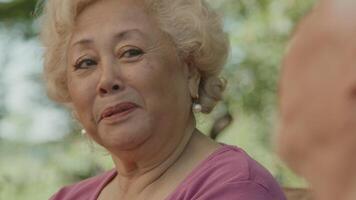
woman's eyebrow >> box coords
[71,29,147,48]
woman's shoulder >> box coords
[211,144,280,187]
[190,144,274,183]
[167,144,286,200]
[49,169,116,200]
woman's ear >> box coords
[184,57,201,98]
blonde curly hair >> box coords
[40,0,229,113]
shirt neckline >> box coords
[92,144,235,200]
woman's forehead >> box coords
[73,0,150,28]
[69,0,161,48]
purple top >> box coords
[50,145,286,200]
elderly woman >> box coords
[40,0,285,199]
[278,0,356,200]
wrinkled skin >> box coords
[278,0,356,200]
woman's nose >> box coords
[96,61,124,96]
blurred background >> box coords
[0,0,315,199]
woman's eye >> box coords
[121,48,144,59]
[74,59,97,70]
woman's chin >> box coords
[97,125,152,151]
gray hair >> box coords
[40,0,229,113]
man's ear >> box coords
[184,57,201,98]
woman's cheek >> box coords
[68,75,98,122]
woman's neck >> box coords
[108,121,197,199]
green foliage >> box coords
[0,0,38,22]
[0,0,40,38]
[0,136,113,200]
[207,0,315,187]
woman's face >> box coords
[66,0,196,151]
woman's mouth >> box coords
[99,102,138,124]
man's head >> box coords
[278,0,356,199]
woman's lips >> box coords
[99,102,138,123]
